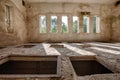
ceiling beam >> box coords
[26,0,117,4]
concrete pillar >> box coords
[57,15,61,33]
[79,14,84,33]
[46,14,51,33]
[68,14,73,33]
[90,15,94,33]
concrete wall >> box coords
[27,3,112,42]
[0,0,27,46]
[1,1,119,44]
[111,5,120,42]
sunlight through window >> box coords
[62,16,68,33]
[73,16,79,33]
[51,16,58,33]
[39,15,46,33]
[83,15,90,33]
[94,16,100,33]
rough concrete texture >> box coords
[0,0,120,79]
[27,0,117,4]
[111,5,120,42]
[0,0,27,46]
[26,3,112,42]
[0,0,120,46]
[0,42,120,80]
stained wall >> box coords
[26,3,112,42]
[111,5,120,42]
[0,0,27,46]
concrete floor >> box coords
[0,42,120,80]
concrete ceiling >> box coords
[26,0,117,4]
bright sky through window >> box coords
[40,15,46,33]
[73,16,79,33]
[51,16,58,33]
[62,16,68,33]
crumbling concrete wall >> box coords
[1,1,118,44]
[26,3,112,42]
[0,0,27,46]
[111,5,120,42]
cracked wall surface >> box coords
[0,0,27,46]
[26,3,112,42]
[0,0,120,45]
[111,5,120,42]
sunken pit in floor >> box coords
[0,55,61,78]
[69,56,113,76]
[16,45,36,48]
